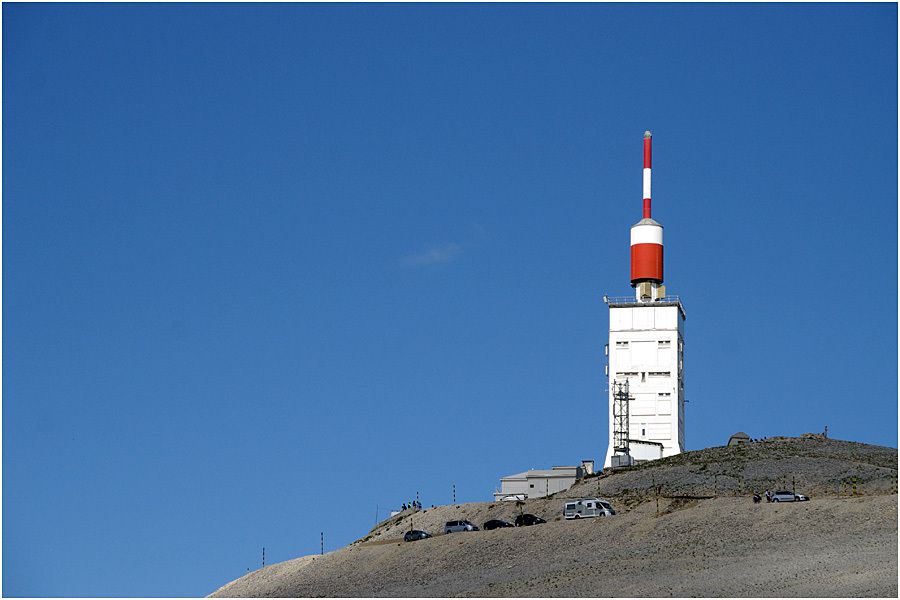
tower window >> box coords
[658,340,671,347]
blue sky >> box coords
[3,3,897,597]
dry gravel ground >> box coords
[210,438,897,597]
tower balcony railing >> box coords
[603,295,683,305]
[604,294,686,318]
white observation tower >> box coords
[603,131,685,468]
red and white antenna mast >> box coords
[643,130,653,218]
[630,130,665,301]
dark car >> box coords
[515,513,546,527]
[482,519,514,530]
[404,530,431,542]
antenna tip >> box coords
[644,130,652,138]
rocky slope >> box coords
[210,437,898,597]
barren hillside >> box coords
[210,437,898,598]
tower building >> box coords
[603,131,685,468]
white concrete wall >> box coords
[522,475,576,498]
[498,478,529,497]
[630,441,664,461]
[604,304,685,468]
[498,474,577,499]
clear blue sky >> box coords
[4,3,897,597]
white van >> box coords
[443,520,479,534]
[564,498,615,519]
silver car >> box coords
[771,490,798,502]
[444,520,479,533]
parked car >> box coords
[794,493,810,501]
[403,530,431,542]
[515,513,546,527]
[498,494,527,502]
[564,498,615,519]
[771,490,798,502]
[444,520,479,534]
[482,519,514,530]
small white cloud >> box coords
[401,242,464,267]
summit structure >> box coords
[603,131,686,468]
